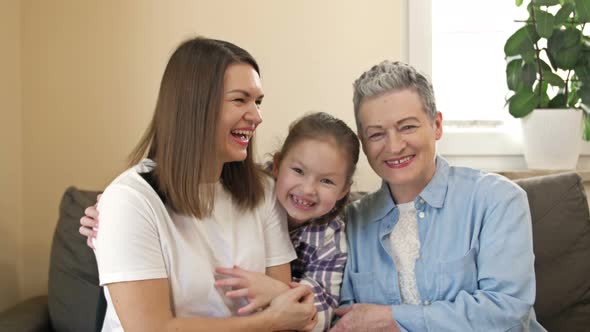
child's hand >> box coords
[214,265,290,314]
[78,194,101,249]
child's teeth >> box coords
[292,195,313,207]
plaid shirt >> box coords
[290,217,348,332]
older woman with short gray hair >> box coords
[330,60,546,332]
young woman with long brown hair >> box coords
[92,37,316,332]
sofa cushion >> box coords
[48,187,105,332]
[514,172,590,332]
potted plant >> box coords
[504,0,590,169]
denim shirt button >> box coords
[418,211,425,219]
[419,199,425,204]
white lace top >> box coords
[388,202,422,305]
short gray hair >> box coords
[352,61,437,131]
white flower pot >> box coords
[521,108,583,170]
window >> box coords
[409,0,530,125]
[406,0,590,167]
[406,0,525,165]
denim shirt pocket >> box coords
[349,271,379,304]
[433,248,478,300]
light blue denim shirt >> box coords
[341,156,546,332]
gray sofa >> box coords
[1,172,589,331]
[0,187,105,332]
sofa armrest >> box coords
[0,295,52,332]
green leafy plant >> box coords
[504,0,590,139]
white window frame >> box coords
[403,0,590,170]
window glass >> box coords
[431,1,528,122]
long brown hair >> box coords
[273,112,360,224]
[130,37,266,218]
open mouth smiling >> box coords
[385,155,415,168]
[289,194,316,210]
[230,129,253,146]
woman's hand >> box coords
[263,282,317,332]
[79,194,101,249]
[329,304,400,332]
[215,265,290,314]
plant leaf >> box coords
[580,82,590,106]
[523,25,540,62]
[561,27,580,48]
[534,81,551,107]
[507,59,524,91]
[509,89,537,118]
[569,79,583,107]
[540,59,555,72]
[528,2,534,16]
[548,27,580,49]
[540,59,564,87]
[543,70,566,87]
[523,62,538,89]
[536,0,560,5]
[535,10,555,38]
[554,3,574,25]
[516,0,524,6]
[505,26,537,57]
[575,62,590,84]
[527,24,541,43]
[549,93,568,107]
[556,45,582,69]
[546,47,559,70]
[547,28,582,69]
[583,112,590,141]
[575,0,590,23]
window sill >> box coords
[498,169,590,181]
[438,125,590,171]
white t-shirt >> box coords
[94,160,296,331]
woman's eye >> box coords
[401,125,417,132]
[233,98,245,103]
[255,99,263,108]
[368,132,384,140]
[291,167,303,175]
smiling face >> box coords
[359,88,442,203]
[216,63,264,165]
[273,138,350,228]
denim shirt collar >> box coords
[420,155,450,208]
[368,155,450,222]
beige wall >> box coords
[0,0,23,311]
[16,0,403,301]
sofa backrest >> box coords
[514,172,590,331]
[48,173,590,331]
[48,186,105,332]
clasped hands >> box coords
[215,265,291,314]
[215,265,317,331]
[214,266,400,332]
